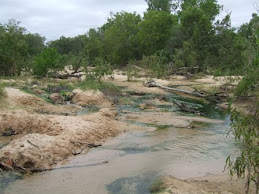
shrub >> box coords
[33,48,62,77]
[125,65,139,81]
[45,82,73,94]
[149,179,166,193]
[93,58,113,81]
[0,84,6,99]
[77,76,121,103]
[225,109,259,193]
[141,55,167,79]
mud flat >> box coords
[0,87,132,172]
[0,73,249,193]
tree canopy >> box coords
[0,1,258,77]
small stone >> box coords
[6,159,14,167]
[20,144,24,147]
[50,93,65,104]
[3,152,11,156]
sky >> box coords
[0,0,258,41]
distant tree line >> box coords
[0,0,258,78]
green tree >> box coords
[24,33,45,70]
[103,12,141,66]
[85,28,104,64]
[171,0,221,70]
[93,57,112,81]
[33,48,61,77]
[145,0,173,13]
[138,10,175,56]
[0,19,28,76]
[226,109,259,194]
[49,35,88,72]
[0,19,45,76]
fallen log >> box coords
[144,80,205,97]
[0,162,14,171]
[55,74,83,79]
[172,99,204,116]
[144,80,229,103]
[31,160,109,173]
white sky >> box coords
[0,0,257,41]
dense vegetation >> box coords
[0,0,258,79]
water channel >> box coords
[1,91,238,194]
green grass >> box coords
[0,84,6,99]
[149,179,166,193]
[21,86,34,95]
[45,82,74,94]
[156,125,172,130]
[76,77,121,97]
[148,124,172,130]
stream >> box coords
[0,91,238,194]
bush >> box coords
[77,76,121,102]
[141,55,167,79]
[125,65,139,81]
[235,56,259,96]
[149,179,166,193]
[93,58,113,81]
[0,84,6,99]
[33,48,62,77]
[225,109,259,193]
[45,82,73,94]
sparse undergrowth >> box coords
[226,108,259,193]
[0,84,6,100]
[149,178,166,193]
[77,77,121,99]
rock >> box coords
[139,102,154,110]
[32,88,46,95]
[50,93,65,104]
[6,158,14,167]
[156,94,167,101]
[62,92,73,101]
[99,108,118,119]
[121,92,129,97]
[2,128,16,136]
[72,89,112,108]
[31,85,38,89]
[128,91,146,96]
[0,162,14,170]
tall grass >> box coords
[76,76,121,103]
[0,84,6,99]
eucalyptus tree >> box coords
[102,12,141,66]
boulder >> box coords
[50,93,65,104]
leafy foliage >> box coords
[137,10,175,56]
[234,57,259,96]
[0,19,45,76]
[145,0,173,13]
[103,12,141,66]
[0,1,258,80]
[141,53,170,79]
[226,109,259,193]
[0,84,6,99]
[92,58,113,81]
[33,48,61,77]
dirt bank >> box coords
[151,175,254,194]
[0,86,128,172]
[0,108,124,171]
[72,89,112,108]
[0,72,250,193]
[5,87,79,115]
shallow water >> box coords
[1,92,238,194]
